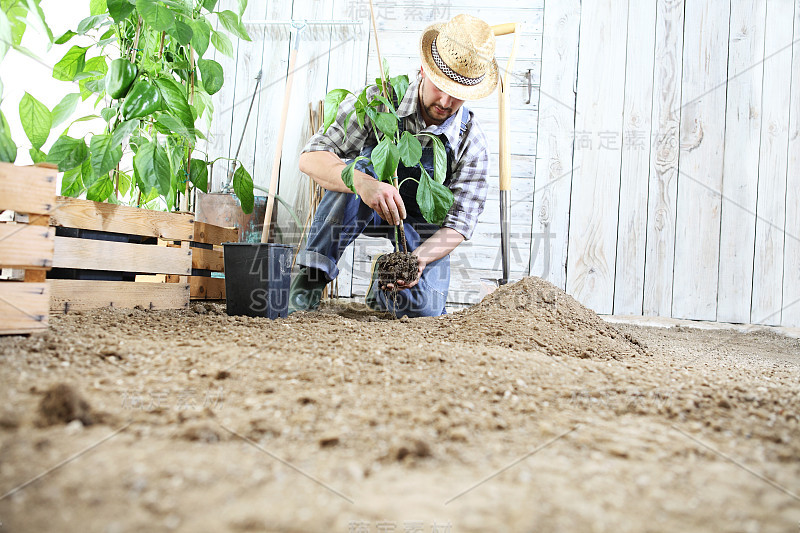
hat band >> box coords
[431,37,486,87]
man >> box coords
[290,13,497,317]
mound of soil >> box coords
[37,383,93,427]
[451,276,648,359]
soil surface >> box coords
[1,277,798,532]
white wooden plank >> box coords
[369,5,544,33]
[564,0,628,314]
[751,0,794,325]
[671,0,731,320]
[275,0,336,245]
[249,6,293,190]
[206,0,238,191]
[226,0,270,180]
[612,0,657,316]
[529,0,580,291]
[783,0,800,328]
[716,1,766,324]
[642,0,685,317]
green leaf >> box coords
[390,74,410,103]
[217,10,250,41]
[80,153,96,188]
[373,111,397,139]
[170,20,193,45]
[133,140,157,192]
[197,58,223,95]
[54,30,77,45]
[46,135,88,171]
[419,132,447,184]
[232,165,253,214]
[416,167,453,225]
[18,92,51,150]
[237,0,248,16]
[138,0,175,31]
[107,0,135,23]
[111,119,140,146]
[0,9,11,63]
[340,156,368,194]
[51,94,81,128]
[77,14,106,35]
[155,113,192,140]
[90,133,123,178]
[210,30,234,58]
[323,88,349,133]
[117,171,132,196]
[190,19,210,57]
[87,176,114,202]
[189,158,208,192]
[24,0,53,44]
[61,164,83,196]
[202,0,218,12]
[53,45,88,81]
[153,142,172,197]
[397,131,422,167]
[0,110,17,163]
[100,107,116,123]
[90,0,108,15]
[79,56,108,99]
[371,137,399,183]
[154,77,194,128]
[29,147,46,163]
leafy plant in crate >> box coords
[5,0,256,213]
[323,62,454,289]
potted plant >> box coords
[1,0,256,214]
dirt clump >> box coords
[452,276,648,359]
[36,383,93,427]
[377,251,419,288]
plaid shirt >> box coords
[303,77,489,240]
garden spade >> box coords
[490,22,520,288]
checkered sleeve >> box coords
[302,87,379,159]
[443,117,489,240]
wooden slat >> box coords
[0,163,57,215]
[716,1,766,323]
[0,224,54,268]
[166,275,226,299]
[529,0,580,290]
[192,247,225,271]
[643,0,685,317]
[671,0,731,320]
[612,0,657,315]
[0,282,48,334]
[276,0,336,245]
[750,0,794,326]
[782,0,800,328]
[49,280,190,313]
[50,196,195,241]
[565,0,629,314]
[53,237,191,275]
[193,221,239,245]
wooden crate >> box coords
[48,196,195,313]
[0,163,58,334]
[166,222,239,300]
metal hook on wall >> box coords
[525,69,532,104]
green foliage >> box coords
[322,64,454,226]
[3,0,253,215]
[19,92,51,149]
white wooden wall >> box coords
[210,0,800,327]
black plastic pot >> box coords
[222,243,293,319]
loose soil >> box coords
[1,277,798,532]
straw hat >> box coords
[419,14,499,101]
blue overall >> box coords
[295,107,470,318]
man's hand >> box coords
[353,171,406,225]
[383,251,426,291]
[383,227,465,292]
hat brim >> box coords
[419,23,499,101]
